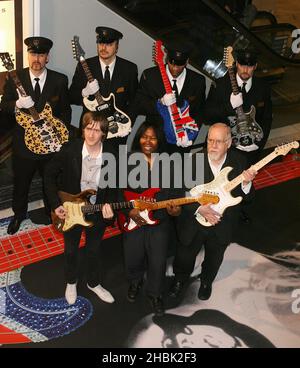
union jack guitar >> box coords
[153,40,199,147]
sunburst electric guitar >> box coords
[71,35,131,139]
[117,188,219,232]
[191,141,299,226]
[223,46,263,150]
[0,52,69,155]
[153,40,199,147]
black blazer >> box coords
[204,74,273,150]
[176,149,253,246]
[44,138,119,223]
[132,66,206,127]
[0,67,71,159]
[69,55,138,119]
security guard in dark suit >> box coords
[0,37,71,235]
[132,41,206,153]
[204,48,273,165]
[69,26,138,148]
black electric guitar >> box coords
[0,52,69,155]
[71,35,131,139]
[223,46,263,150]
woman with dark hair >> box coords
[119,121,181,316]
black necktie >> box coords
[34,77,41,102]
[172,79,179,104]
[104,66,110,96]
[241,82,247,99]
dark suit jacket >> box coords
[132,66,206,127]
[69,55,138,120]
[177,149,253,246]
[204,74,273,150]
[0,68,71,159]
[44,138,119,224]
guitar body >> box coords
[156,99,198,146]
[117,188,161,232]
[51,190,96,232]
[190,167,242,227]
[15,102,69,155]
[228,105,263,148]
[83,93,131,139]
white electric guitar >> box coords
[191,141,299,226]
[71,35,131,139]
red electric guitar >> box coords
[117,188,219,232]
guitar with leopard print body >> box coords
[0,52,69,155]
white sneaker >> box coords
[65,283,77,305]
[87,284,115,303]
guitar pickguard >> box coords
[83,94,131,139]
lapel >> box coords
[110,56,120,92]
[21,68,34,97]
[72,139,84,182]
[180,68,191,97]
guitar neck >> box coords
[10,70,40,121]
[82,201,134,214]
[144,196,200,210]
[226,150,282,192]
[79,57,104,105]
[156,61,182,117]
[228,67,245,117]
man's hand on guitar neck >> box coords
[16,91,34,109]
[197,204,221,226]
[102,203,114,220]
[55,205,67,220]
[82,79,99,97]
[242,167,257,187]
[160,92,176,106]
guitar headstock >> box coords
[153,40,165,66]
[71,35,85,61]
[0,52,15,72]
[198,192,220,205]
[274,141,299,156]
[223,46,235,69]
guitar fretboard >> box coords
[228,67,245,119]
[0,223,121,274]
[10,71,40,121]
[79,56,104,105]
[82,201,134,213]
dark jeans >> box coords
[63,215,105,287]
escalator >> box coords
[98,0,300,123]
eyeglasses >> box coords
[207,138,228,145]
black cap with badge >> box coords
[24,37,53,54]
[95,26,123,44]
[235,49,258,66]
[165,40,191,66]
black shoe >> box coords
[127,280,143,303]
[168,279,185,298]
[198,282,212,300]
[7,217,24,235]
[147,295,165,317]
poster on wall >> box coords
[0,0,16,72]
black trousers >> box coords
[123,221,170,297]
[63,215,106,287]
[173,229,228,285]
[12,153,52,218]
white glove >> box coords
[230,92,243,109]
[160,92,176,106]
[16,93,34,109]
[82,79,99,97]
